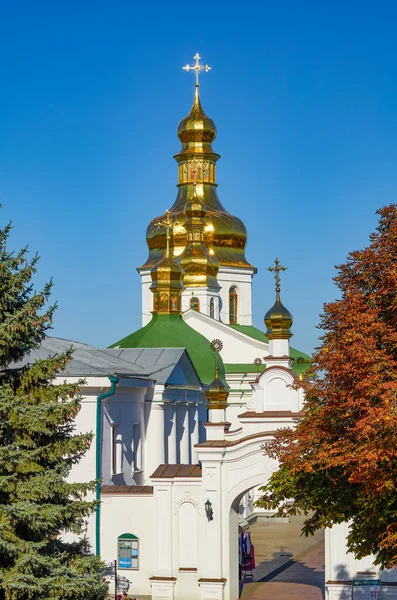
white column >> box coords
[191,404,199,464]
[180,404,190,464]
[144,403,165,478]
[166,404,177,464]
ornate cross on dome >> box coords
[155,211,173,258]
[268,258,287,295]
[182,53,212,86]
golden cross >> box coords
[268,258,287,295]
[155,210,173,258]
[182,53,212,86]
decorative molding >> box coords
[206,467,216,480]
[173,491,202,515]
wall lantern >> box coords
[205,499,213,522]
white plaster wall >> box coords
[217,266,255,326]
[139,268,153,326]
[102,387,147,486]
[183,310,268,364]
[101,494,154,596]
[250,368,302,413]
[60,384,101,550]
[181,287,220,318]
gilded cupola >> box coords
[179,183,220,288]
[264,258,293,340]
[205,340,228,410]
[140,54,255,273]
[150,211,185,314]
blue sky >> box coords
[1,1,396,354]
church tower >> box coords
[264,258,293,368]
[139,54,256,327]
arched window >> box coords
[209,297,215,319]
[118,533,139,570]
[229,287,238,324]
[190,297,200,312]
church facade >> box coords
[40,56,397,600]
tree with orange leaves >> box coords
[256,204,397,568]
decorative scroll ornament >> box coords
[173,491,202,515]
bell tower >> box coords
[138,54,256,326]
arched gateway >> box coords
[149,309,304,600]
[150,392,301,600]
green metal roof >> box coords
[228,324,269,343]
[110,313,225,386]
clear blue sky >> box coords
[1,1,396,354]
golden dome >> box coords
[176,84,217,153]
[180,184,220,288]
[150,214,185,314]
[264,259,293,340]
[140,84,255,272]
[150,256,184,290]
[264,297,293,340]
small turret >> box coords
[264,258,293,359]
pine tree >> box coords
[256,204,397,568]
[0,222,108,600]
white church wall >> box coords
[183,310,268,364]
[217,266,255,326]
[102,386,147,486]
[250,367,301,414]
[101,493,154,597]
[59,377,110,549]
[139,268,153,326]
[181,286,220,318]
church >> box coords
[42,55,396,600]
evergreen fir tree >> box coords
[0,222,108,600]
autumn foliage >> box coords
[256,204,397,568]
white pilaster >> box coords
[269,338,290,358]
[150,578,176,600]
[152,482,173,578]
[165,403,177,464]
[179,403,190,464]
[199,455,223,580]
[145,402,165,478]
[190,405,199,464]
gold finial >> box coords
[206,339,228,410]
[268,258,287,297]
[182,53,212,86]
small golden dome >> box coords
[150,212,185,314]
[150,256,184,291]
[177,84,217,148]
[205,365,229,410]
[264,297,293,340]
[265,258,293,340]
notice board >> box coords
[352,579,381,600]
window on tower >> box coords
[210,297,215,319]
[229,287,238,324]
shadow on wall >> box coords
[333,564,351,600]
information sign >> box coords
[352,579,381,600]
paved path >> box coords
[240,515,325,600]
